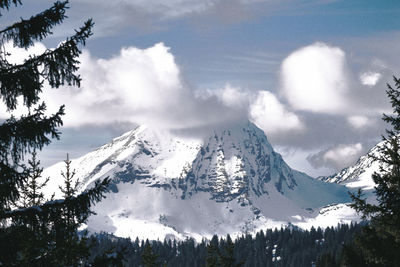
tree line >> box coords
[87,223,362,267]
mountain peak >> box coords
[43,121,352,241]
[320,139,385,190]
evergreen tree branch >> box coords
[343,76,400,265]
[349,189,380,220]
[0,161,27,212]
[0,1,67,48]
[15,150,49,208]
[382,76,400,131]
[0,1,97,264]
[0,58,42,110]
[0,0,21,13]
[0,19,93,110]
[0,103,64,164]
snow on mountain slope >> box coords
[43,121,354,241]
[320,140,385,190]
[43,125,202,198]
[296,203,359,230]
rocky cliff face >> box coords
[43,121,352,240]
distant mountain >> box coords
[43,121,354,241]
[319,140,385,191]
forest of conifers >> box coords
[88,223,362,267]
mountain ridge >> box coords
[43,121,354,240]
[319,140,385,190]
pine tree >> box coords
[141,242,158,267]
[219,235,243,267]
[0,1,110,265]
[343,76,400,266]
[4,150,53,266]
[52,154,91,266]
[59,153,81,250]
[206,235,220,267]
[91,247,126,267]
[17,150,50,209]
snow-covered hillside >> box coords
[320,140,385,190]
[43,121,354,241]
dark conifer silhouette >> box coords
[219,235,243,267]
[206,235,220,267]
[342,76,400,266]
[0,1,109,265]
[142,242,159,267]
[17,150,50,208]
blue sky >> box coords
[79,0,400,87]
[3,0,400,177]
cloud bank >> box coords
[2,41,304,140]
[42,43,252,130]
[2,40,393,175]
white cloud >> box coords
[323,143,363,168]
[219,84,250,108]
[0,42,204,129]
[359,72,382,86]
[196,86,303,136]
[347,115,369,129]
[3,42,46,65]
[7,42,298,133]
[280,42,350,114]
[249,90,303,135]
[199,84,251,110]
[41,43,203,129]
[0,42,263,131]
[307,143,363,170]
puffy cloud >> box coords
[2,39,385,178]
[347,116,369,129]
[41,43,185,128]
[3,42,46,65]
[199,84,252,110]
[40,42,245,130]
[249,91,303,135]
[1,42,216,129]
[3,41,305,137]
[307,143,364,171]
[196,85,304,137]
[280,42,350,114]
[218,84,250,108]
[359,72,382,86]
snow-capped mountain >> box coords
[43,121,354,241]
[320,140,385,190]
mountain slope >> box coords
[43,122,353,240]
[320,140,385,190]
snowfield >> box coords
[43,122,367,241]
